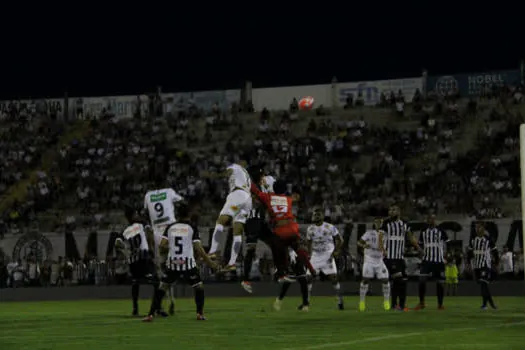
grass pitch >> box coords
[0,296,524,350]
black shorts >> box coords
[384,259,407,279]
[245,218,273,245]
[474,268,491,283]
[129,260,157,283]
[162,267,202,287]
[420,261,445,280]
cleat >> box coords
[338,303,344,310]
[384,300,391,311]
[278,275,296,284]
[298,305,309,312]
[142,315,154,322]
[359,301,366,312]
[413,303,425,311]
[274,299,282,311]
[481,305,488,310]
[402,308,409,312]
[394,306,402,311]
[438,305,445,310]
[169,303,175,316]
[221,264,237,273]
[157,310,169,318]
[297,304,309,311]
[241,281,253,294]
[196,314,207,321]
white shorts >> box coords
[219,189,252,224]
[308,254,338,276]
[362,261,389,280]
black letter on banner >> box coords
[505,220,523,251]
[437,221,463,241]
[342,222,354,253]
[106,231,121,258]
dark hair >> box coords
[273,180,287,195]
[176,203,190,220]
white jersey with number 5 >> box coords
[164,223,200,271]
[227,164,251,193]
[144,188,183,232]
[122,223,150,264]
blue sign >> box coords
[427,70,520,97]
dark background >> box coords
[1,3,521,99]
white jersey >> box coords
[227,164,251,193]
[306,222,340,256]
[122,223,150,264]
[144,188,183,227]
[361,230,385,264]
[164,223,200,271]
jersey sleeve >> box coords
[306,226,313,240]
[331,225,340,237]
[169,189,184,203]
[360,231,369,242]
[191,225,201,242]
[250,183,271,208]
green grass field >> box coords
[1,296,524,350]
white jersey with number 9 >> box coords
[144,188,184,234]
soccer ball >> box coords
[298,96,315,110]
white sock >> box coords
[308,283,313,299]
[360,282,369,302]
[227,235,243,266]
[208,224,224,254]
[333,282,343,304]
[382,282,390,302]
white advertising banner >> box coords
[338,77,423,106]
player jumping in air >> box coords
[357,218,390,311]
[145,204,218,322]
[115,206,161,317]
[250,178,316,282]
[414,214,449,310]
[306,208,344,310]
[469,222,498,310]
[241,169,276,293]
[207,160,253,272]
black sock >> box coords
[132,283,140,310]
[483,283,495,306]
[418,281,426,304]
[279,282,291,300]
[437,282,444,306]
[194,287,205,314]
[480,283,489,306]
[243,248,256,281]
[398,279,408,309]
[391,280,399,307]
[149,285,165,316]
[298,277,309,306]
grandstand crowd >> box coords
[0,81,524,288]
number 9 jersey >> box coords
[144,188,184,235]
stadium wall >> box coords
[0,281,523,302]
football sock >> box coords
[278,282,291,300]
[132,283,140,310]
[227,235,243,266]
[359,282,369,302]
[333,282,343,304]
[296,248,315,274]
[418,281,426,304]
[194,287,205,315]
[480,283,489,306]
[382,282,390,302]
[391,280,399,307]
[399,280,408,309]
[298,276,309,305]
[149,285,165,316]
[243,248,256,281]
[307,282,313,300]
[437,282,444,306]
[208,224,224,254]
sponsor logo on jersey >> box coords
[150,192,167,202]
[230,205,239,211]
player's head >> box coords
[373,217,383,230]
[475,222,485,236]
[238,159,248,168]
[262,175,276,193]
[311,208,324,224]
[273,179,287,195]
[248,165,264,184]
[124,205,141,224]
[427,214,436,226]
[388,205,400,219]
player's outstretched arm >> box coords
[194,241,218,271]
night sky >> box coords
[1,4,522,100]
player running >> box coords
[414,214,449,310]
[306,208,344,310]
[250,178,315,282]
[115,206,160,317]
[357,218,390,311]
[207,161,253,272]
[241,170,276,294]
[145,204,218,322]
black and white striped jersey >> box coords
[381,219,411,260]
[122,223,151,264]
[163,222,200,271]
[248,203,266,220]
[469,235,496,269]
[419,227,449,263]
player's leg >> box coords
[397,260,409,310]
[377,262,391,310]
[415,262,429,310]
[129,263,140,316]
[359,263,373,311]
[385,260,398,309]
[436,263,445,309]
[241,242,257,293]
[325,260,343,309]
[188,269,206,320]
[223,192,251,271]
[478,268,496,309]
[208,214,231,258]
